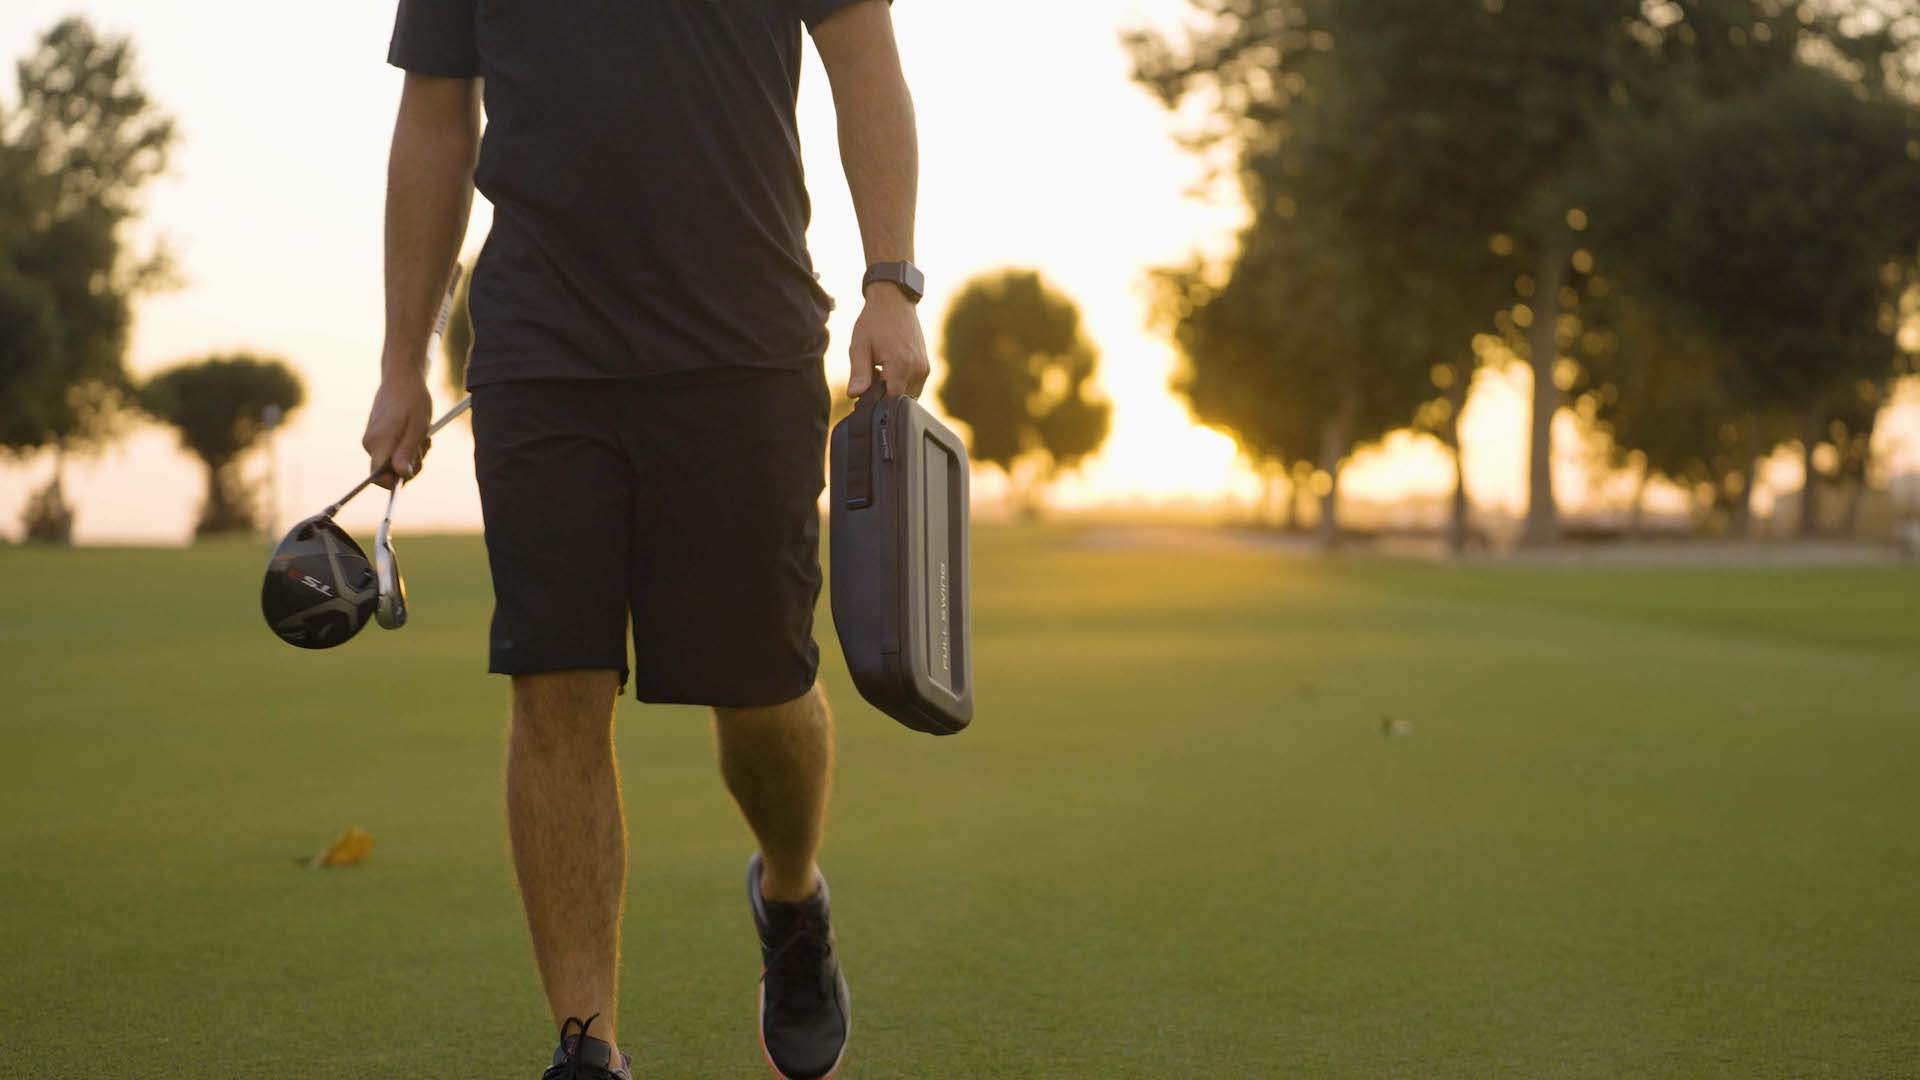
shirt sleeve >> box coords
[388,0,480,78]
[796,0,891,32]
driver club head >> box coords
[262,514,379,649]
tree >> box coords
[1133,1,1920,546]
[1578,67,1920,538]
[0,266,65,540]
[1825,376,1887,538]
[0,264,63,448]
[937,270,1112,515]
[1155,205,1443,548]
[1587,2,1920,538]
[0,17,175,541]
[1365,0,1641,547]
[1152,257,1324,530]
[1415,350,1483,553]
[140,356,305,537]
[1132,0,1650,546]
[1578,296,1759,534]
[1134,1,1559,549]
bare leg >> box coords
[715,683,835,903]
[507,670,627,1057]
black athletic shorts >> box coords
[471,366,828,707]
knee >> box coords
[511,670,621,750]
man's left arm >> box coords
[811,0,928,398]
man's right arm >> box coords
[362,73,481,485]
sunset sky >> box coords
[2,1,1916,543]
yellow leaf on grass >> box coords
[307,826,374,869]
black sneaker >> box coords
[542,1014,632,1080]
[747,853,852,1080]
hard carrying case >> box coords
[829,385,974,735]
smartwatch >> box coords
[863,261,926,304]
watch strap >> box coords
[863,261,925,303]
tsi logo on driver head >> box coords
[290,568,336,598]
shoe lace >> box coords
[543,1014,603,1080]
[760,915,832,1009]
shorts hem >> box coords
[490,648,630,690]
[633,665,820,710]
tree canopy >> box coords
[140,355,305,537]
[1133,0,1920,544]
[0,17,175,454]
[937,269,1112,511]
[0,16,175,540]
[1577,65,1920,531]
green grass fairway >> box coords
[4,528,1918,1078]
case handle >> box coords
[845,379,887,510]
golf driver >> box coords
[261,269,468,649]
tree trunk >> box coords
[1521,239,1566,547]
[1444,407,1470,556]
[1317,398,1356,552]
[1009,462,1044,522]
[1797,404,1823,539]
[1842,479,1868,539]
[1841,408,1879,540]
[1261,468,1283,528]
[1318,464,1344,552]
[1284,467,1303,533]
[1626,468,1650,540]
[23,442,76,545]
[1841,434,1872,540]
[51,443,70,542]
[1729,451,1761,539]
[200,461,229,537]
[197,458,256,537]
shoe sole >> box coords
[758,976,851,1080]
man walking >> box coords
[362,2,926,1076]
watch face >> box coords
[868,262,925,301]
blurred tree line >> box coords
[1132,0,1920,549]
[1,18,303,541]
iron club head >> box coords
[374,480,408,630]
